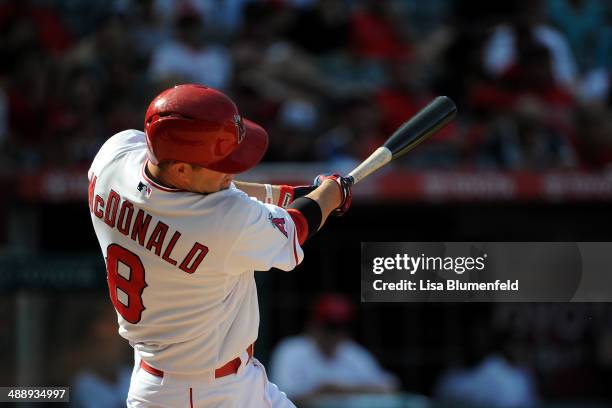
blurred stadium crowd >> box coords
[1,0,612,175]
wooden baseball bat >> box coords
[345,96,457,185]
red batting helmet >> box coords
[144,84,268,174]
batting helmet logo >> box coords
[234,115,245,144]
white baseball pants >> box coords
[127,355,295,408]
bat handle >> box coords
[345,147,393,186]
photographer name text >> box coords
[372,279,519,292]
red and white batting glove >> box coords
[313,173,352,216]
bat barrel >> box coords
[344,95,457,186]
[383,96,457,158]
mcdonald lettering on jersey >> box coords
[89,179,208,274]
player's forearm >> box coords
[234,181,279,203]
[234,180,340,220]
[285,179,344,245]
[234,181,314,208]
[304,180,342,226]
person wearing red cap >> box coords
[88,84,352,407]
[269,294,398,406]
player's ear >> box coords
[167,162,193,187]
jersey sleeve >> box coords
[222,195,304,274]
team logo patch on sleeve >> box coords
[268,213,288,238]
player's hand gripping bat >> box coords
[345,96,457,186]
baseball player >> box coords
[88,84,352,407]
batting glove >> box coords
[313,173,352,216]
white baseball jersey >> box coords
[88,129,304,376]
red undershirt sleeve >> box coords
[286,208,308,245]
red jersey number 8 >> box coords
[106,244,147,324]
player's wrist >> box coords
[313,174,352,216]
[321,179,342,206]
